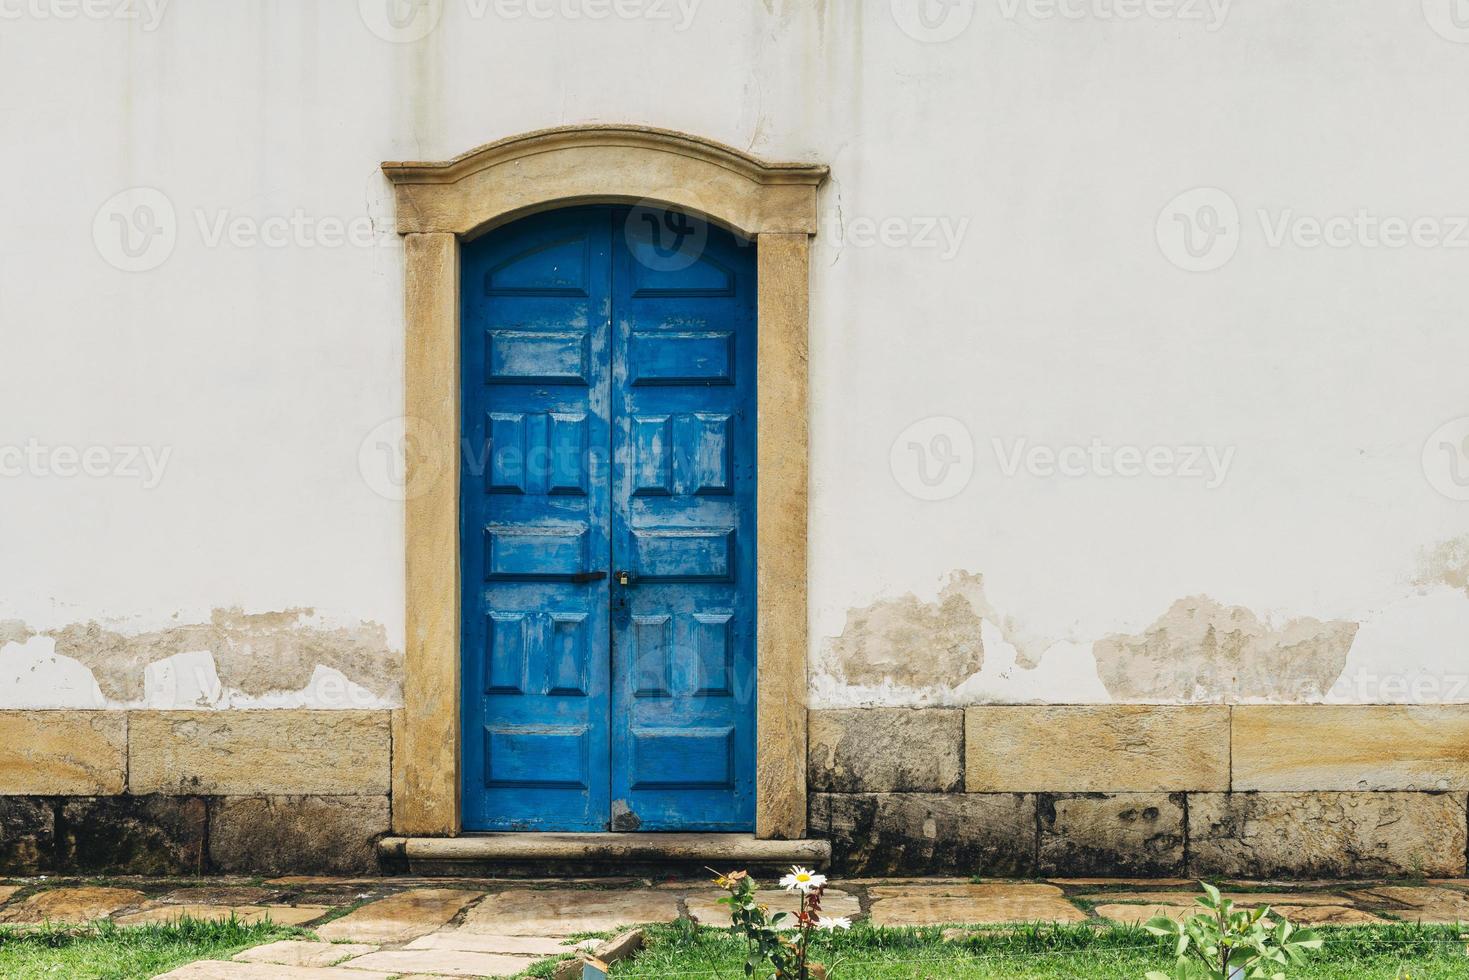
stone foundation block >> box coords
[808,708,963,793]
[1189,792,1467,878]
[966,705,1229,792]
[209,795,389,873]
[811,792,1035,875]
[1232,706,1469,791]
[55,795,207,874]
[0,797,56,874]
[129,710,390,796]
[1037,793,1185,877]
[0,711,126,795]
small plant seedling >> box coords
[1143,881,1323,980]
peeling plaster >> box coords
[814,571,992,690]
[0,608,401,709]
[1093,597,1358,702]
[1415,535,1469,596]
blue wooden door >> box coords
[461,206,756,832]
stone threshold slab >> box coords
[379,833,831,868]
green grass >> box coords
[612,922,1469,979]
[0,916,308,980]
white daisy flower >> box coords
[779,866,827,893]
[816,915,852,930]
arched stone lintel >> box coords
[383,125,828,238]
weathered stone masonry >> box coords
[809,706,1469,878]
[0,710,391,875]
[6,704,1469,877]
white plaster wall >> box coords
[1,0,1466,707]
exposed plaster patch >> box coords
[1,608,401,708]
[1093,596,1358,702]
[1414,535,1469,596]
[814,571,991,689]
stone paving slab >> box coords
[1350,886,1469,922]
[0,886,19,905]
[684,888,861,926]
[156,963,395,979]
[157,887,281,906]
[405,931,593,955]
[457,887,681,936]
[868,883,1087,926]
[0,886,147,924]
[1049,878,1195,888]
[115,904,331,927]
[1078,890,1356,907]
[336,948,539,976]
[315,888,484,944]
[233,941,379,967]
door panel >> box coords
[461,208,613,832]
[461,206,756,832]
[609,210,757,831]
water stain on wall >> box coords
[1093,596,1358,701]
[41,608,400,703]
[817,572,997,688]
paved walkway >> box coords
[1,875,1468,978]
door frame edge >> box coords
[385,126,828,840]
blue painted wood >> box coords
[461,206,756,832]
[609,209,757,831]
[462,207,613,831]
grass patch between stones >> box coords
[612,921,1469,978]
[0,916,307,980]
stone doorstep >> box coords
[380,832,832,867]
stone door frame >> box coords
[381,126,828,839]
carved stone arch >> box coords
[383,126,827,841]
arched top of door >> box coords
[382,125,829,241]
